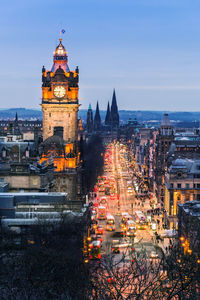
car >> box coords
[119,238,132,248]
[106,224,116,231]
[150,251,159,259]
[96,225,104,235]
[95,234,103,243]
[127,229,136,237]
[91,209,97,215]
[112,240,120,254]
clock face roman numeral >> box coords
[54,86,66,98]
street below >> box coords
[89,142,168,265]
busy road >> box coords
[87,142,165,264]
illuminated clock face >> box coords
[53,86,66,98]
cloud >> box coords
[80,84,200,90]
[124,85,200,90]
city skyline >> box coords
[1,0,200,111]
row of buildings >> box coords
[0,38,89,233]
[133,113,200,232]
[0,37,123,235]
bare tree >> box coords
[86,242,200,300]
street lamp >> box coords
[179,236,185,242]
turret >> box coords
[160,114,173,136]
[51,38,69,73]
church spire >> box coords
[15,112,18,122]
[86,103,93,133]
[105,101,111,126]
[111,89,119,128]
[13,112,21,136]
[94,101,101,131]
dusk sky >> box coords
[1,0,200,111]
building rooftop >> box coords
[169,158,200,174]
[179,201,200,217]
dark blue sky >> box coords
[1,0,200,111]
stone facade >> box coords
[164,158,200,228]
[42,104,79,143]
[0,162,54,192]
[154,114,174,205]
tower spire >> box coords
[94,101,101,131]
[111,89,119,128]
[105,101,111,126]
[51,38,69,73]
[86,103,93,133]
[15,112,18,122]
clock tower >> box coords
[40,39,83,204]
[41,38,79,143]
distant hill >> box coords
[1,108,200,125]
[0,108,42,120]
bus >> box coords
[127,220,136,236]
[98,206,107,220]
[135,211,146,230]
[106,214,115,231]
